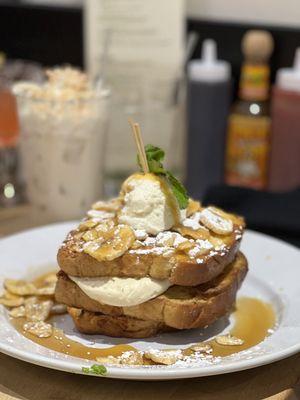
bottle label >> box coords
[239,64,270,101]
[225,114,271,189]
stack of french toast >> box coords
[55,167,247,339]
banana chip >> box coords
[0,295,24,307]
[190,344,212,353]
[144,350,183,365]
[215,334,244,346]
[9,306,26,318]
[25,298,53,322]
[23,321,53,338]
[4,279,37,296]
[199,207,233,235]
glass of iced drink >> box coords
[13,67,109,220]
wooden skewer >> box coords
[128,118,149,174]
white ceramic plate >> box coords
[0,222,299,380]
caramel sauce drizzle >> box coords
[10,297,276,364]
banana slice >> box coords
[174,225,210,240]
[186,199,202,217]
[84,224,135,261]
[199,207,233,235]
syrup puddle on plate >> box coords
[10,296,276,364]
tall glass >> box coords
[15,92,109,220]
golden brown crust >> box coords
[57,224,243,286]
[56,252,248,331]
[67,307,172,338]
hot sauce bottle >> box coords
[225,30,274,189]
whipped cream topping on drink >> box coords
[13,67,109,220]
[118,173,185,235]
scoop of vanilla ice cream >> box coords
[118,173,182,235]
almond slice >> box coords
[199,207,233,235]
[84,224,135,261]
[215,334,244,346]
[23,321,53,338]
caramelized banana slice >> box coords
[84,225,135,261]
[174,225,210,240]
[200,207,233,235]
[186,199,202,217]
[78,219,99,232]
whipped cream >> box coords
[118,173,183,235]
[69,275,171,307]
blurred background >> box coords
[0,0,299,246]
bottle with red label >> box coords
[225,30,274,189]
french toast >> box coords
[55,143,248,340]
[68,307,172,338]
[56,252,247,334]
[57,201,244,286]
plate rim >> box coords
[0,223,299,380]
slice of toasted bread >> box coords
[57,214,244,286]
[68,307,172,338]
[56,252,247,331]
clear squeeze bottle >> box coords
[186,39,231,199]
[269,48,300,191]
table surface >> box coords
[0,205,299,400]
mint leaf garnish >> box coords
[82,364,107,375]
[137,144,189,210]
[166,171,189,210]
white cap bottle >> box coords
[186,39,232,199]
[276,48,300,92]
[188,39,231,83]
